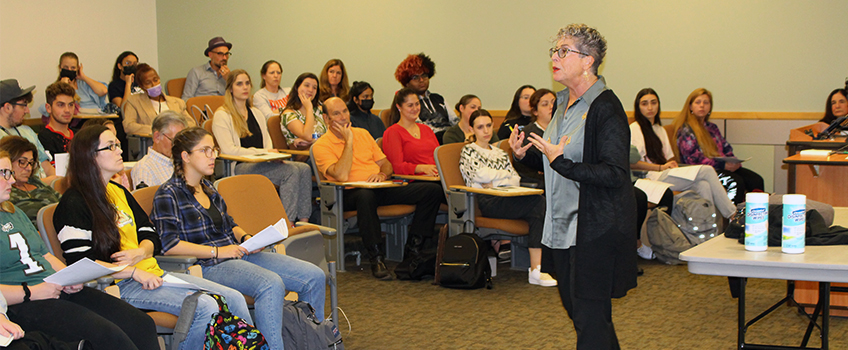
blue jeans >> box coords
[117,273,252,350]
[201,252,326,350]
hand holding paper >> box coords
[240,218,289,252]
[43,258,127,286]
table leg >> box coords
[738,277,747,350]
[822,282,830,350]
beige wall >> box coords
[156,0,847,112]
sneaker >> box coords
[528,266,557,287]
[637,244,656,260]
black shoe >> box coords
[79,340,92,350]
[637,268,644,276]
[370,256,392,280]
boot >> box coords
[367,245,392,280]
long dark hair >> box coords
[388,88,418,126]
[67,126,121,260]
[347,81,373,111]
[633,88,667,164]
[111,51,137,83]
[259,60,282,89]
[822,88,848,124]
[284,73,320,111]
[171,127,214,196]
[504,85,535,121]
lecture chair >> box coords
[665,124,680,161]
[267,115,310,163]
[36,203,196,350]
[165,78,186,99]
[50,176,70,195]
[433,142,532,270]
[213,174,340,328]
[308,146,416,270]
[185,95,224,125]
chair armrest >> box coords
[294,221,337,236]
[155,255,198,273]
[449,185,543,197]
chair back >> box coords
[36,204,63,263]
[308,146,327,182]
[166,78,186,98]
[132,185,161,217]
[380,109,393,127]
[203,119,219,147]
[267,115,290,150]
[186,96,224,125]
[214,175,290,235]
[434,142,468,193]
[664,124,680,161]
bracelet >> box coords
[215,246,219,258]
[21,282,30,302]
[211,247,216,258]
[130,267,137,279]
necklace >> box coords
[406,124,420,138]
[558,113,587,145]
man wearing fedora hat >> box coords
[182,36,233,99]
[0,79,56,179]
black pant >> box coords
[718,167,764,204]
[7,287,159,350]
[544,247,620,350]
[634,186,673,240]
[477,194,545,248]
[343,181,444,256]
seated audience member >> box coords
[280,73,326,148]
[313,97,443,280]
[80,119,131,191]
[107,51,142,107]
[182,37,232,99]
[151,127,325,349]
[629,144,671,262]
[347,81,385,140]
[0,137,60,226]
[383,88,439,176]
[39,53,108,119]
[130,111,187,188]
[253,60,290,119]
[38,82,76,161]
[459,109,554,287]
[318,59,350,103]
[496,85,536,140]
[394,53,457,143]
[673,88,764,204]
[212,70,313,222]
[444,94,498,144]
[515,89,556,188]
[123,64,196,136]
[0,149,159,349]
[54,125,252,350]
[815,88,848,131]
[630,88,736,217]
[0,79,56,179]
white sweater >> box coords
[212,106,273,156]
[459,143,520,188]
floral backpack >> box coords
[203,293,268,350]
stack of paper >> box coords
[240,217,289,252]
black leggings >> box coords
[7,287,159,350]
[633,186,674,240]
[717,167,764,204]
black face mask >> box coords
[359,99,374,111]
[60,68,77,81]
[122,65,137,75]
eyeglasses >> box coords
[410,74,429,81]
[189,146,219,158]
[95,142,122,153]
[11,102,29,108]
[15,158,36,168]
[0,169,14,181]
[210,51,233,57]
[549,46,589,59]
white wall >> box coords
[155,0,848,112]
[0,0,159,117]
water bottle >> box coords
[782,194,806,254]
[744,193,769,251]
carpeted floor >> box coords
[325,249,848,349]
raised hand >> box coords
[527,133,567,164]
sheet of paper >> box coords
[634,179,673,204]
[664,166,701,181]
[77,108,102,115]
[713,156,751,163]
[490,186,536,193]
[799,149,832,156]
[54,153,69,177]
[43,258,127,286]
[340,181,398,188]
[161,274,205,290]
[240,217,288,251]
[243,153,289,161]
[0,333,12,347]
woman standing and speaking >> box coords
[509,24,636,349]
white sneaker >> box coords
[529,266,557,287]
[637,245,656,260]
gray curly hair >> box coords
[554,23,607,76]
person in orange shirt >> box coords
[313,97,443,280]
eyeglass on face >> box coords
[211,51,233,57]
[410,74,429,82]
[95,142,122,153]
[549,46,589,59]
[15,158,36,168]
[190,146,220,158]
[11,102,29,108]
[0,169,14,181]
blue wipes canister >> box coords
[782,194,806,254]
[744,193,769,251]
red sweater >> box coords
[382,123,439,175]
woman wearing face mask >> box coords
[496,85,536,140]
[673,88,764,204]
[252,60,291,119]
[108,51,143,107]
[280,73,325,149]
[39,52,109,120]
[347,81,385,140]
[443,94,498,144]
[122,64,196,136]
[318,59,350,103]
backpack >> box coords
[671,190,718,244]
[646,207,696,265]
[435,225,493,289]
[282,300,344,350]
[174,291,268,350]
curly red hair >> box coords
[394,53,435,86]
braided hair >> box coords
[171,127,215,196]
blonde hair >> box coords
[671,88,718,158]
[0,151,16,213]
[221,69,254,138]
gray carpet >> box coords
[326,254,848,349]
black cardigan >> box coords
[520,89,637,299]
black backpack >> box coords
[436,228,492,289]
[282,300,344,350]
